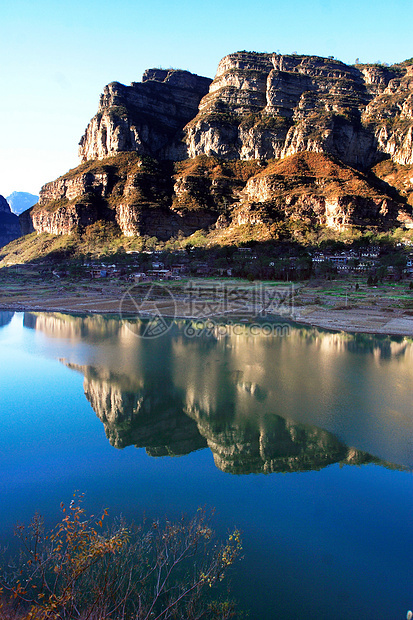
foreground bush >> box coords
[0,495,242,619]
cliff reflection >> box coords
[66,363,207,457]
[26,312,413,472]
[0,311,14,328]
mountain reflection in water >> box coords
[64,362,388,474]
[0,311,15,328]
[25,312,413,472]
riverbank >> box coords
[1,270,413,336]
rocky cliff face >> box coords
[237,152,413,232]
[78,52,413,170]
[21,51,413,241]
[27,151,413,238]
[185,52,413,168]
[79,69,211,162]
[0,195,21,247]
[27,154,226,239]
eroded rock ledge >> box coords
[22,152,413,239]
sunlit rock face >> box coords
[27,155,223,238]
[186,52,413,167]
[362,64,413,166]
[25,151,413,237]
[22,52,413,239]
[78,51,413,169]
[237,152,413,231]
[78,70,212,162]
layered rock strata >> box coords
[26,152,413,238]
[79,69,212,162]
[185,52,413,168]
[20,51,413,240]
[78,52,413,169]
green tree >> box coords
[380,252,407,280]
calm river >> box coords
[0,311,412,619]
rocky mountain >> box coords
[19,51,413,241]
[21,151,413,240]
[78,52,413,169]
[0,195,21,247]
[7,192,39,215]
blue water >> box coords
[0,312,412,619]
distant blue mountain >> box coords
[6,191,39,215]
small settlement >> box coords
[82,244,413,282]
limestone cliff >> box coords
[237,152,413,232]
[26,151,413,238]
[78,52,413,170]
[21,51,413,241]
[79,69,211,162]
[26,154,227,239]
[185,52,413,168]
[0,195,21,247]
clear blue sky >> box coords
[1,0,412,198]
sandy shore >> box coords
[1,276,413,336]
[292,306,413,336]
